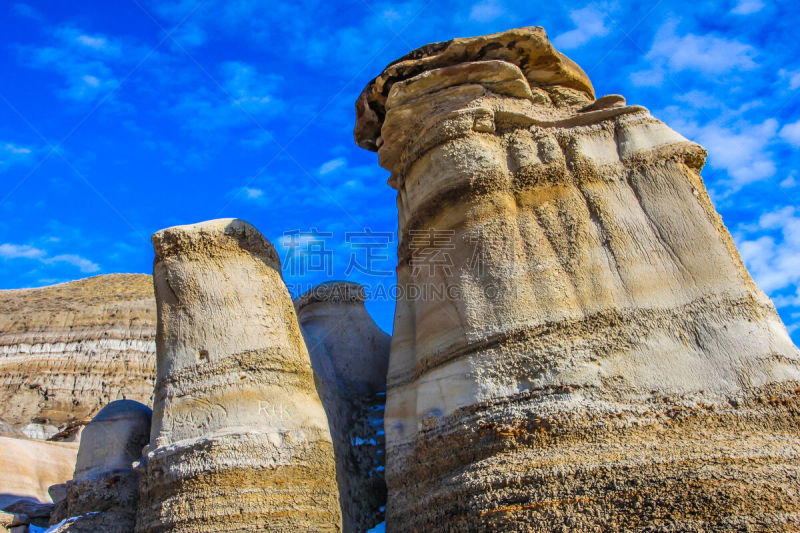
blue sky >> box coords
[0,0,799,343]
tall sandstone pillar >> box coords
[136,219,341,532]
[295,282,390,532]
[354,27,800,531]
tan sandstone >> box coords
[296,282,390,532]
[0,436,78,509]
[0,275,156,439]
[355,26,800,532]
[136,218,341,532]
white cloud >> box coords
[243,187,263,199]
[780,173,798,188]
[469,0,506,23]
[644,20,757,75]
[630,68,664,87]
[0,243,45,259]
[46,254,100,273]
[23,26,127,102]
[736,206,800,296]
[0,243,99,273]
[669,117,777,190]
[731,0,765,15]
[174,61,283,134]
[779,120,800,147]
[0,142,34,171]
[318,157,347,175]
[553,6,609,50]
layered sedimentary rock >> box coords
[49,400,151,532]
[0,436,78,509]
[295,282,390,532]
[0,275,156,438]
[136,219,341,532]
[355,26,800,531]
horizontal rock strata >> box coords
[355,26,800,532]
[296,282,390,532]
[0,275,156,437]
[136,219,341,532]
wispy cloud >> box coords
[553,6,609,50]
[0,243,45,259]
[173,61,283,135]
[731,0,765,15]
[0,142,34,171]
[632,20,758,85]
[735,207,800,299]
[469,0,506,23]
[0,242,99,273]
[318,157,347,176]
[21,26,130,102]
[779,120,800,147]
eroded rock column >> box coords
[355,26,800,531]
[136,219,340,532]
[295,282,390,532]
[48,399,151,532]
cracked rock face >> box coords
[295,282,390,533]
[0,274,156,439]
[355,26,800,532]
[136,218,341,533]
[49,400,152,533]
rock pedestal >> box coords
[295,282,390,532]
[355,26,800,531]
[48,399,152,532]
[136,219,341,533]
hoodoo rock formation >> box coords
[0,275,156,439]
[48,400,152,532]
[136,219,341,532]
[355,27,800,531]
[295,282,390,533]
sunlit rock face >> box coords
[355,26,800,532]
[48,400,151,532]
[0,275,156,440]
[135,219,341,533]
[295,282,390,533]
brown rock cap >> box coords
[354,26,595,150]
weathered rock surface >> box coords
[355,26,800,532]
[295,282,390,532]
[0,275,156,438]
[136,218,341,532]
[49,400,151,532]
[0,436,78,509]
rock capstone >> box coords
[136,218,341,532]
[355,26,800,531]
[295,282,390,532]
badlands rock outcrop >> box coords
[136,219,341,532]
[0,275,156,438]
[0,436,78,509]
[49,400,151,532]
[355,26,800,531]
[295,282,390,532]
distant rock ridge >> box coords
[0,274,157,439]
[355,26,800,531]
